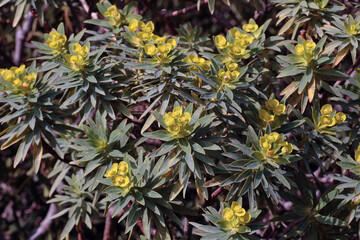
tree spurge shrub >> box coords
[2,0,360,239]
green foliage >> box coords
[2,0,360,239]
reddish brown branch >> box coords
[211,187,222,199]
[347,54,360,75]
[164,0,209,18]
[77,220,85,240]
[137,219,145,236]
[102,211,114,240]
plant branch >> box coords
[14,13,34,65]
[77,220,85,240]
[164,0,209,18]
[28,203,57,240]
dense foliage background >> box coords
[1,0,360,239]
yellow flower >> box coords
[139,21,154,33]
[265,99,279,111]
[72,43,88,58]
[274,104,286,115]
[104,5,121,27]
[13,78,22,87]
[229,70,240,79]
[128,19,138,31]
[214,35,227,49]
[168,124,180,134]
[349,24,359,35]
[172,106,183,118]
[267,132,279,143]
[167,39,177,49]
[259,109,274,122]
[238,212,251,224]
[304,41,316,50]
[13,65,25,75]
[179,112,191,125]
[228,44,245,56]
[3,70,15,81]
[152,35,166,45]
[65,54,86,71]
[104,163,119,178]
[231,202,246,217]
[104,5,119,18]
[320,104,333,115]
[242,23,258,33]
[113,175,131,188]
[139,32,152,41]
[45,30,67,53]
[222,207,235,221]
[118,161,129,175]
[163,113,175,126]
[24,72,37,82]
[320,115,336,127]
[295,44,304,55]
[230,28,242,39]
[335,112,346,124]
[281,142,293,155]
[260,136,271,150]
[199,59,211,71]
[21,82,29,88]
[144,44,157,56]
[158,44,171,55]
[227,62,238,71]
[355,145,360,162]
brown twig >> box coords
[164,0,209,18]
[137,219,146,236]
[102,212,114,240]
[29,203,57,240]
[77,220,85,240]
[346,55,360,75]
[210,187,222,199]
[14,13,34,65]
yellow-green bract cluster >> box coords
[104,161,132,193]
[0,65,36,90]
[220,202,251,233]
[163,107,191,138]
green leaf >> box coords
[208,0,215,14]
[314,214,347,227]
[143,130,173,141]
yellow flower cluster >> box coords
[221,202,251,232]
[259,132,293,158]
[104,161,132,190]
[182,54,211,71]
[104,5,122,27]
[65,43,89,71]
[214,27,255,58]
[127,19,155,41]
[242,23,259,33]
[217,62,242,89]
[144,39,176,59]
[45,30,67,54]
[163,107,191,137]
[0,65,36,90]
[294,40,316,61]
[127,19,177,60]
[259,99,286,123]
[317,104,346,130]
[349,24,360,35]
[355,145,360,163]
